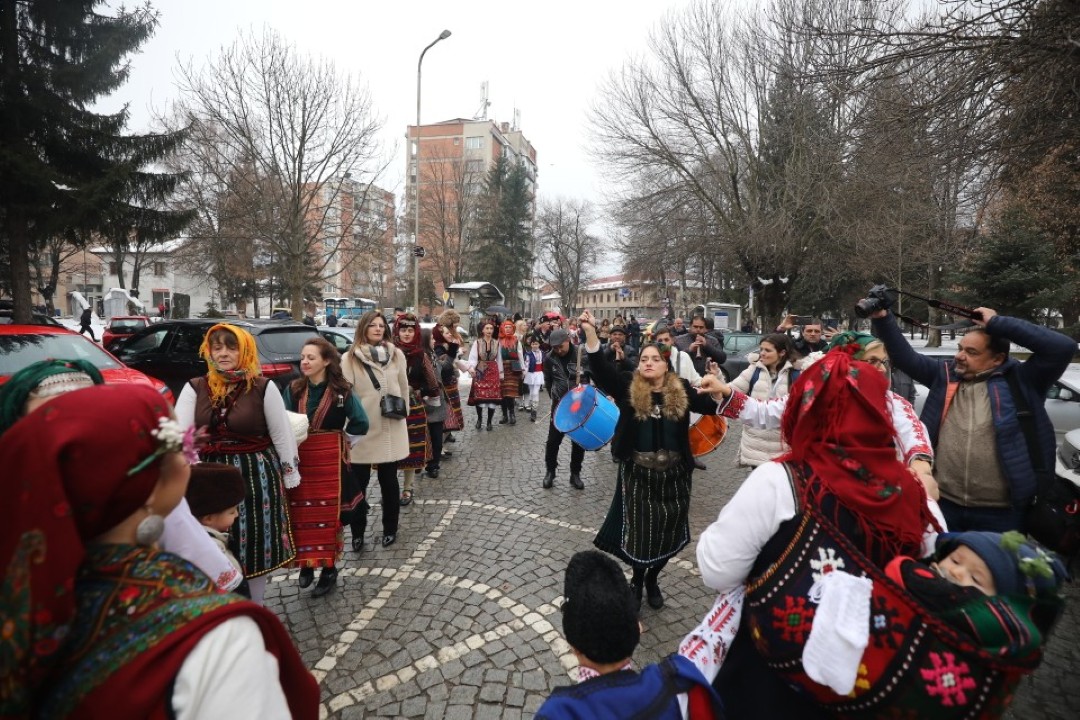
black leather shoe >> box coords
[693,458,707,471]
[509,409,517,426]
[475,418,483,429]
[352,536,364,552]
[486,421,493,431]
[569,473,584,490]
[298,567,315,588]
[646,581,664,609]
[530,409,537,422]
[426,467,440,479]
[542,470,555,489]
[382,533,397,547]
[311,567,338,598]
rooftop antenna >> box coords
[474,81,490,120]
[513,107,520,131]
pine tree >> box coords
[0,1,189,322]
[470,154,534,309]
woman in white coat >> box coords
[341,311,410,549]
[729,333,800,467]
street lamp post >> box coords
[414,29,452,313]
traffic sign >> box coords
[413,246,426,258]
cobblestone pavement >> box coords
[264,393,1080,719]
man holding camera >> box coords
[871,303,1075,533]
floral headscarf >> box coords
[0,385,179,711]
[0,359,104,434]
[198,324,261,407]
[779,352,937,565]
[392,312,423,359]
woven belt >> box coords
[631,449,682,471]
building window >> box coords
[153,262,166,277]
[465,136,483,149]
[453,137,460,145]
[109,262,119,275]
[466,159,483,173]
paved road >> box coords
[264,394,1079,719]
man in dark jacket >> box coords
[674,316,727,378]
[872,307,1076,532]
[78,307,96,340]
[542,328,587,490]
[603,325,638,371]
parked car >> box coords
[719,331,765,382]
[0,299,62,326]
[910,350,1080,441]
[112,318,321,399]
[103,315,151,350]
[0,324,173,403]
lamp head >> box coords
[439,29,452,40]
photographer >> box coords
[870,298,1075,533]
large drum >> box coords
[553,384,618,451]
[689,413,728,458]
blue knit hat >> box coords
[936,531,1068,599]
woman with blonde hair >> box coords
[341,311,409,548]
[175,324,299,604]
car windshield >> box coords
[0,334,121,375]
[257,328,320,355]
[726,334,763,353]
[109,319,146,332]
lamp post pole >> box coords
[415,29,452,313]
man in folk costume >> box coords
[497,320,525,426]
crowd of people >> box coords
[0,298,1074,718]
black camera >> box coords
[854,285,899,318]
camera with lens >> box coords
[854,284,899,318]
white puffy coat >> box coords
[729,357,799,466]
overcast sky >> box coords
[101,0,700,218]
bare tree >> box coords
[418,150,484,290]
[28,237,82,314]
[169,29,389,318]
[535,198,600,316]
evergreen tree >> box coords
[470,154,534,308]
[0,1,188,322]
[951,206,1060,324]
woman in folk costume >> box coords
[340,310,409,549]
[393,313,439,507]
[283,337,369,598]
[421,327,457,479]
[698,352,942,719]
[579,312,728,611]
[0,384,318,718]
[497,319,525,425]
[433,310,465,441]
[0,359,245,594]
[465,318,503,430]
[175,323,300,605]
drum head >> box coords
[689,414,728,458]
[553,385,596,434]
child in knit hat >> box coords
[887,530,1069,657]
[186,462,248,596]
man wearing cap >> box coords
[603,325,638,371]
[542,328,588,490]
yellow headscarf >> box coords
[198,323,261,406]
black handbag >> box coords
[1010,372,1080,559]
[362,362,407,420]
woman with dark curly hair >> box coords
[283,336,368,597]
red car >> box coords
[0,324,174,404]
[102,315,152,350]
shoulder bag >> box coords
[361,360,407,420]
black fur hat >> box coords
[186,462,246,518]
[561,551,640,664]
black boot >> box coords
[475,408,483,429]
[298,567,315,588]
[644,566,664,609]
[351,516,366,552]
[486,408,495,431]
[630,568,645,610]
[499,406,509,424]
[509,406,517,425]
[311,566,338,598]
[542,469,555,489]
[530,406,537,422]
[569,472,584,490]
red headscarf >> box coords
[0,384,175,709]
[499,320,517,348]
[779,352,937,562]
[392,312,423,359]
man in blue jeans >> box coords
[872,306,1075,532]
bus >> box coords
[325,297,377,326]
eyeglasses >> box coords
[864,357,890,369]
